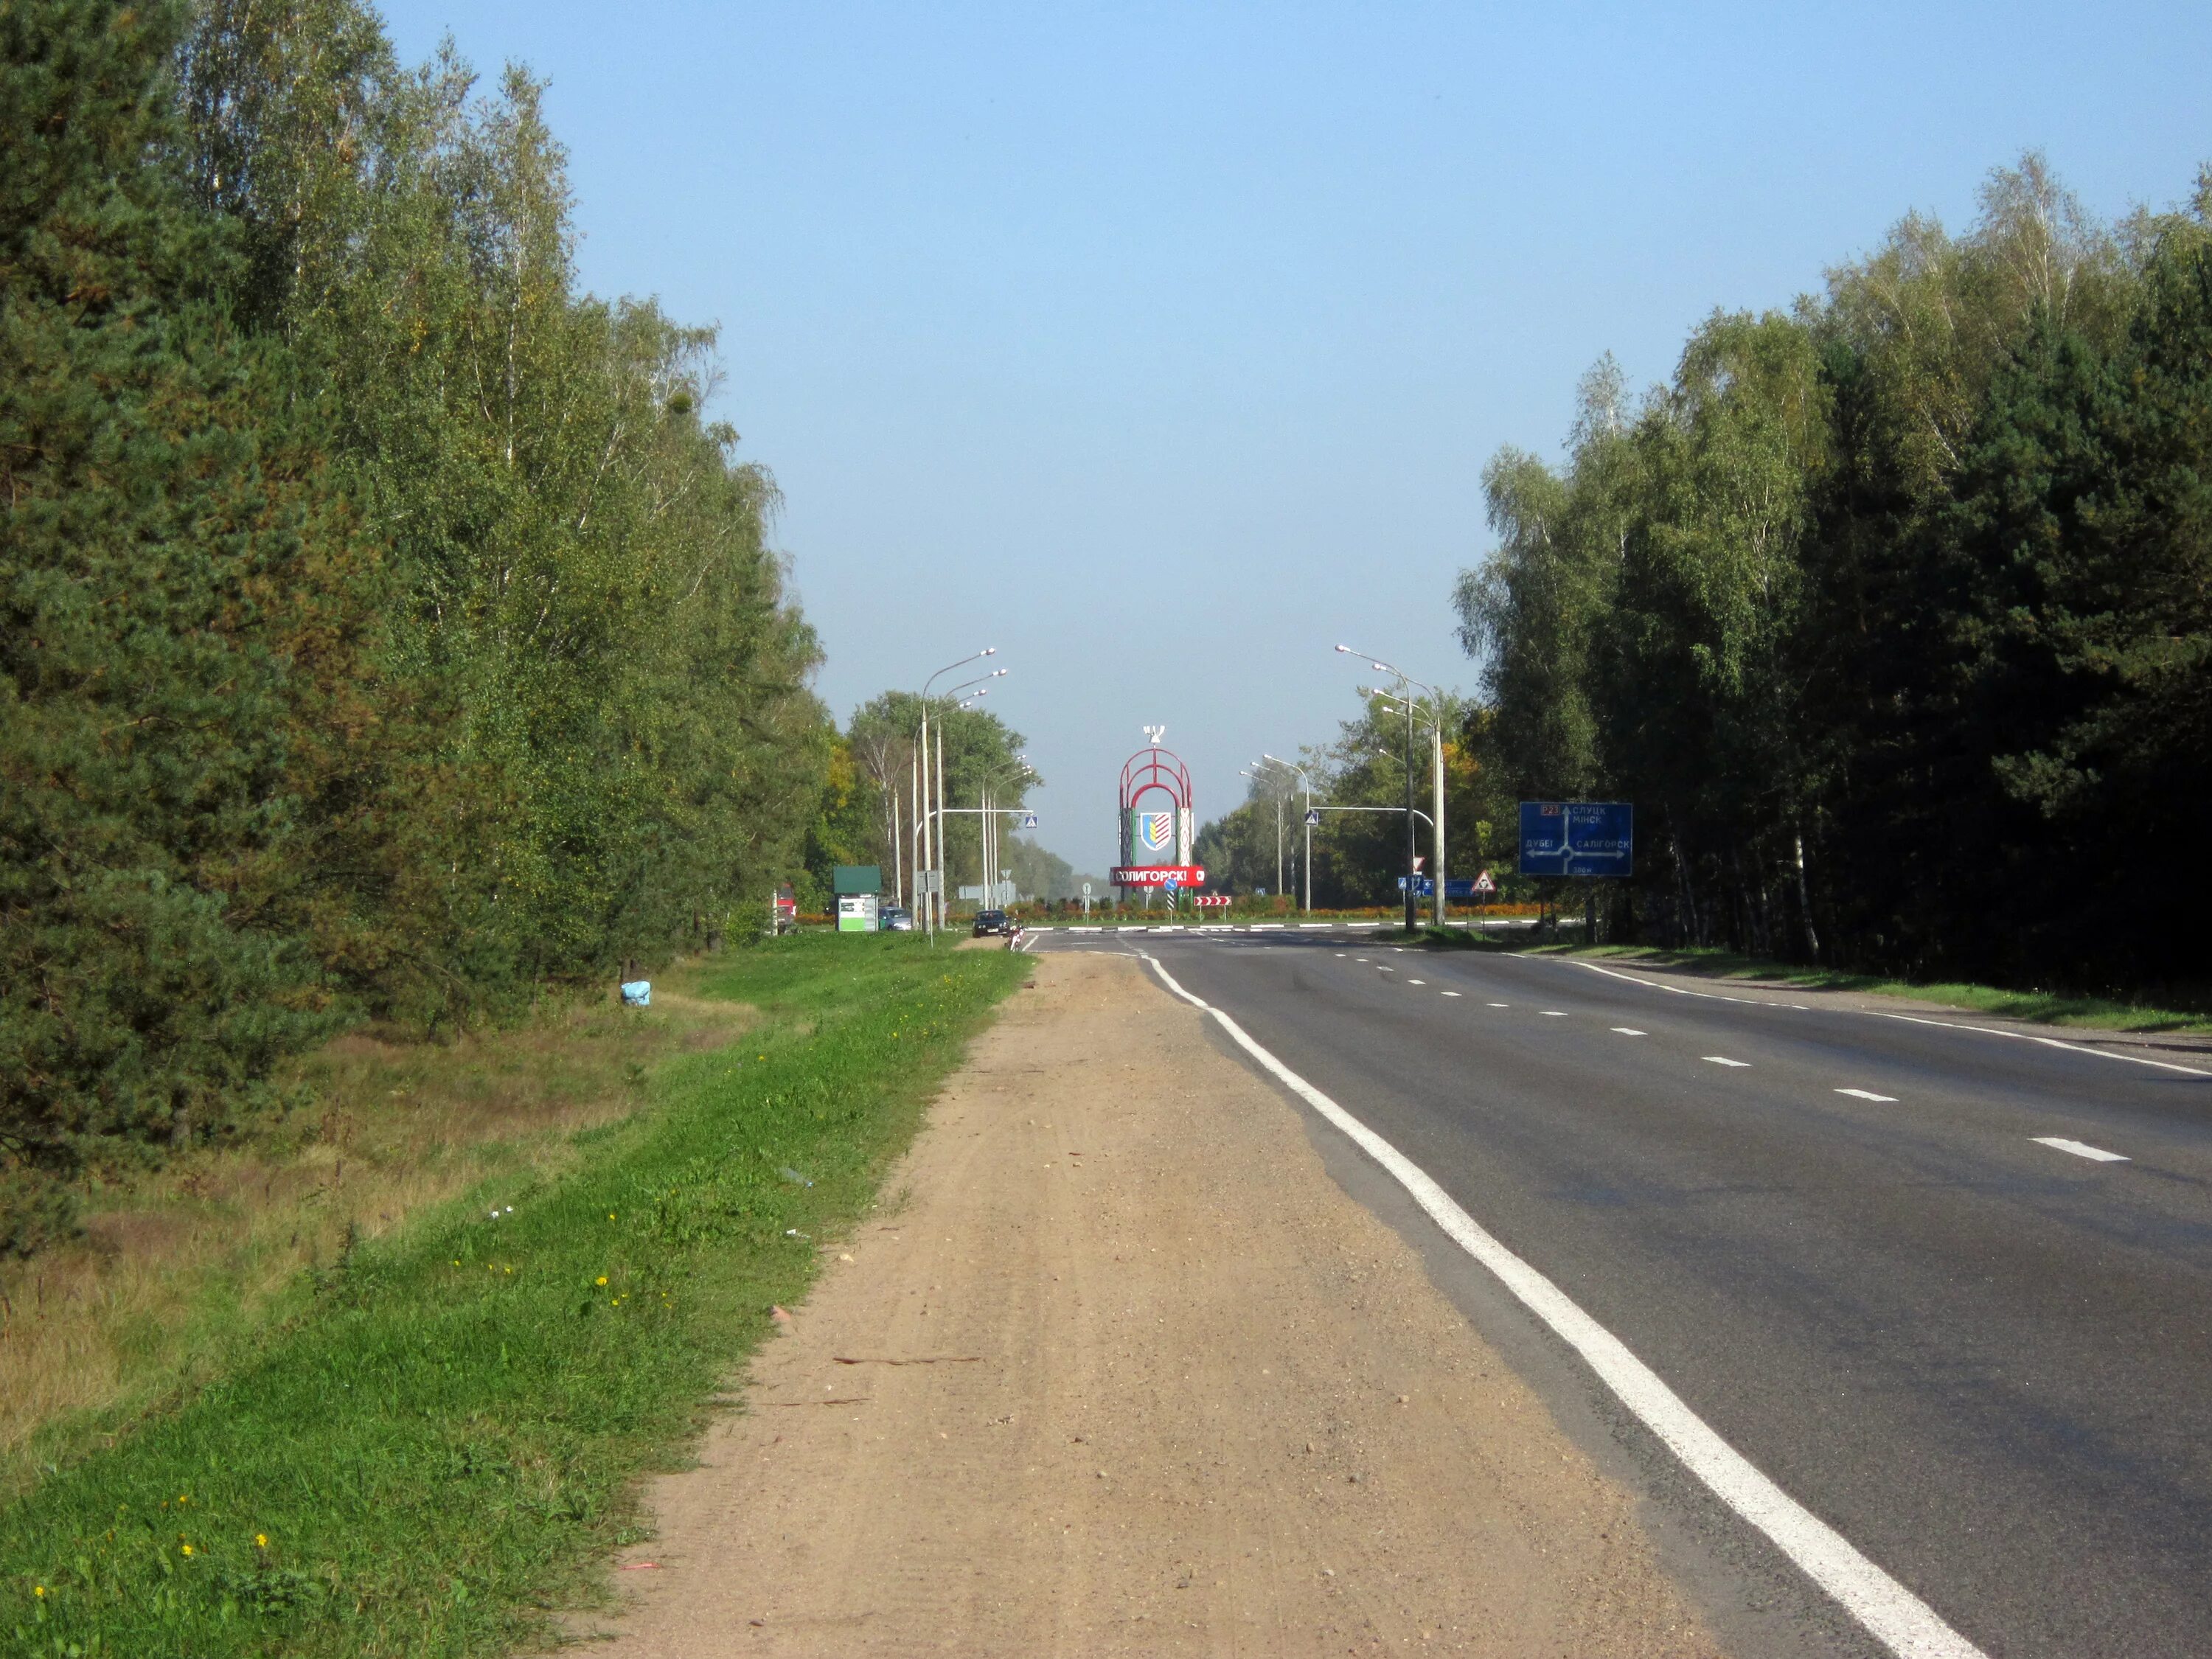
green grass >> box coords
[0,933,1030,1656]
[1515,942,2212,1033]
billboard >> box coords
[1517,801,1634,877]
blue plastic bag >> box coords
[619,980,651,1007]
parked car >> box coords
[972,908,1012,936]
[879,905,913,931]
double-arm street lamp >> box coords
[1337,644,1448,933]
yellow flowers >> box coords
[32,1585,44,1599]
[180,1543,194,1557]
[255,1534,268,1549]
[608,1211,616,1221]
[596,1275,608,1286]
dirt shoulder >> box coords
[585,950,1720,1657]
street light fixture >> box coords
[914,649,998,939]
[1258,754,1313,914]
[1338,644,1447,932]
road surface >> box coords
[1033,928,2212,1658]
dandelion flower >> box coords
[596,1276,608,1286]
[608,1211,616,1220]
[256,1534,268,1548]
[180,1544,194,1557]
[32,1585,44,1598]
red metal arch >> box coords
[1118,748,1192,813]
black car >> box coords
[972,908,1012,936]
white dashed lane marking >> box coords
[1441,991,1462,998]
[1541,1011,1568,1018]
[1836,1089,1898,1102]
[1704,1056,1751,1068]
[1612,1027,1646,1036]
[2034,1136,2129,1164]
[1487,1002,1509,1008]
[1408,978,1427,986]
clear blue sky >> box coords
[378,1,2211,877]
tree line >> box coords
[1460,156,2211,995]
[1,0,827,1252]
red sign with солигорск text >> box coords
[1110,865,1206,887]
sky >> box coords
[377,1,2212,877]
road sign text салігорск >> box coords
[1517,802,1633,877]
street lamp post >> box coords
[917,650,998,939]
[981,757,1033,913]
[1338,646,1448,932]
[1262,754,1312,914]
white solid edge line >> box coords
[1135,950,1983,1659]
[1564,959,2211,1078]
[2031,1136,2129,1163]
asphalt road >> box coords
[1035,928,2212,1659]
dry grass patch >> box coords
[0,964,754,1499]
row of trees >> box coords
[2,0,827,1250]
[1460,156,2212,994]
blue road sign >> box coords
[1400,877,1488,898]
[1518,801,1634,877]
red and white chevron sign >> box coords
[1192,894,1232,909]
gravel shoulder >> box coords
[585,950,1723,1657]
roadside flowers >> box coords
[596,1276,608,1286]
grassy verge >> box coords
[1,933,1030,1655]
[1512,942,2212,1034]
[1,987,751,1505]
